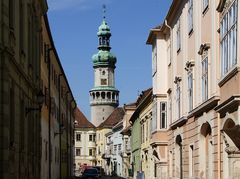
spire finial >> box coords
[103,4,106,20]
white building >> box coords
[74,108,96,171]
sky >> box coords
[47,0,172,120]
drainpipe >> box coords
[65,91,70,179]
[70,99,76,178]
[217,112,221,179]
[58,74,63,179]
[47,47,53,179]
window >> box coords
[101,79,107,85]
[176,19,181,52]
[220,1,237,76]
[76,133,81,141]
[118,144,122,152]
[114,145,117,155]
[202,0,209,13]
[89,149,93,156]
[188,72,193,111]
[89,134,93,141]
[176,84,181,119]
[202,57,208,102]
[9,0,15,29]
[188,0,193,34]
[160,102,167,129]
[76,148,81,156]
[189,145,194,177]
[152,41,157,76]
[152,102,157,132]
[142,124,145,143]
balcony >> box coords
[90,98,119,105]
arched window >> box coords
[200,122,212,179]
[101,92,105,99]
[107,92,111,99]
[175,135,183,179]
[96,92,100,99]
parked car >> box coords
[82,168,99,179]
[92,166,104,177]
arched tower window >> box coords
[107,92,111,100]
[101,92,105,99]
[96,92,100,99]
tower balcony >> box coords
[90,98,119,105]
[89,90,119,106]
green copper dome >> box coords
[92,50,116,68]
[97,20,111,36]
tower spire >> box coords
[103,4,106,20]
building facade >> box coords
[0,0,47,179]
[90,16,119,127]
[0,1,76,179]
[41,14,76,179]
[104,120,124,177]
[130,88,152,179]
[74,108,96,171]
[146,23,170,179]
[121,103,136,178]
[97,107,125,174]
[146,0,240,178]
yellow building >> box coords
[0,0,47,178]
[96,107,125,173]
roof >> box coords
[98,107,125,128]
[129,88,153,124]
[74,107,95,128]
[136,88,152,106]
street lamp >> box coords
[25,90,45,114]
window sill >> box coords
[218,66,240,87]
[188,95,220,118]
[169,116,187,130]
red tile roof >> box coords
[97,107,125,128]
[74,107,95,128]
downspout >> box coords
[65,91,70,179]
[70,99,76,178]
[58,74,63,179]
[47,47,53,179]
[217,112,221,179]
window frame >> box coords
[202,0,209,14]
[220,0,238,76]
[76,133,81,142]
[160,102,167,129]
[176,19,181,52]
[188,0,193,34]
